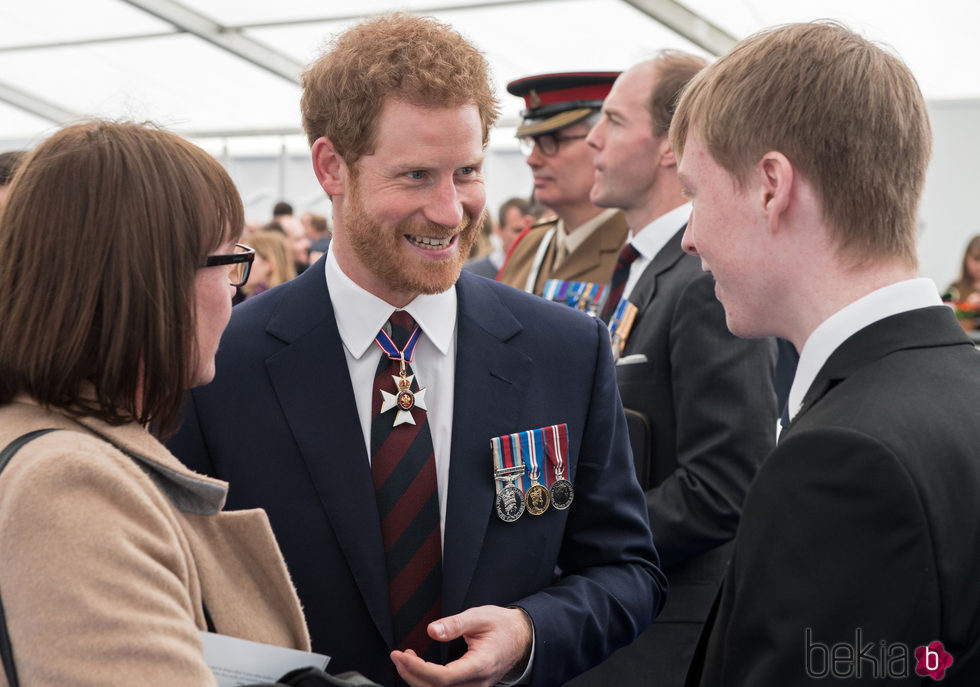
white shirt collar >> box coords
[324,244,457,359]
[787,277,941,420]
[630,202,692,260]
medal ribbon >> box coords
[544,280,608,312]
[608,299,639,360]
[544,423,570,482]
[520,429,547,487]
[491,435,525,494]
[374,320,423,363]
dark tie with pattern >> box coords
[370,311,442,662]
[601,242,641,322]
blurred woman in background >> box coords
[242,230,297,300]
[945,234,980,303]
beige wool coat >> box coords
[0,397,310,686]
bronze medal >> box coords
[525,482,550,515]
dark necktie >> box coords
[601,242,641,322]
[370,311,442,661]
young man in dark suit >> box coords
[674,21,980,685]
[568,53,779,687]
[168,13,665,687]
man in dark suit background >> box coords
[567,53,778,687]
[169,13,664,687]
[674,22,980,685]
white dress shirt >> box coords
[324,246,457,544]
[622,202,692,301]
[787,278,942,421]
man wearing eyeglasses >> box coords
[497,72,629,297]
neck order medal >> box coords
[375,323,428,427]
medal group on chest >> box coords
[491,424,573,523]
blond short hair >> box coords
[671,22,931,267]
[300,12,500,164]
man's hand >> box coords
[390,605,533,687]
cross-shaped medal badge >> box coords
[379,353,428,426]
[375,322,428,427]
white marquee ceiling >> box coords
[2,0,978,151]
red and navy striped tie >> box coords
[370,311,442,662]
[601,242,641,322]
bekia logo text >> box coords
[805,628,953,680]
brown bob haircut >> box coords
[300,12,500,164]
[647,50,708,136]
[0,120,243,437]
[670,22,931,268]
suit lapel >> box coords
[443,273,531,614]
[261,267,394,647]
[789,306,972,427]
[628,225,687,314]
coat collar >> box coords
[6,396,228,515]
[627,225,687,312]
[790,306,972,426]
[550,210,629,282]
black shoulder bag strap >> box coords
[0,428,61,687]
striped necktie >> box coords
[601,242,641,322]
[370,311,442,661]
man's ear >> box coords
[311,137,347,197]
[758,151,793,230]
[658,137,677,168]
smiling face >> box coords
[331,99,485,306]
[678,132,772,338]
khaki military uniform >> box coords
[498,210,629,296]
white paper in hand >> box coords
[201,631,330,687]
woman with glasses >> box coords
[0,120,310,685]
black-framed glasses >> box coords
[203,243,255,287]
[518,132,589,157]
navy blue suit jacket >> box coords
[169,260,665,687]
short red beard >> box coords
[342,174,480,296]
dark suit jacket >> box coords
[169,260,666,687]
[570,228,778,687]
[691,306,980,685]
[462,253,500,280]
